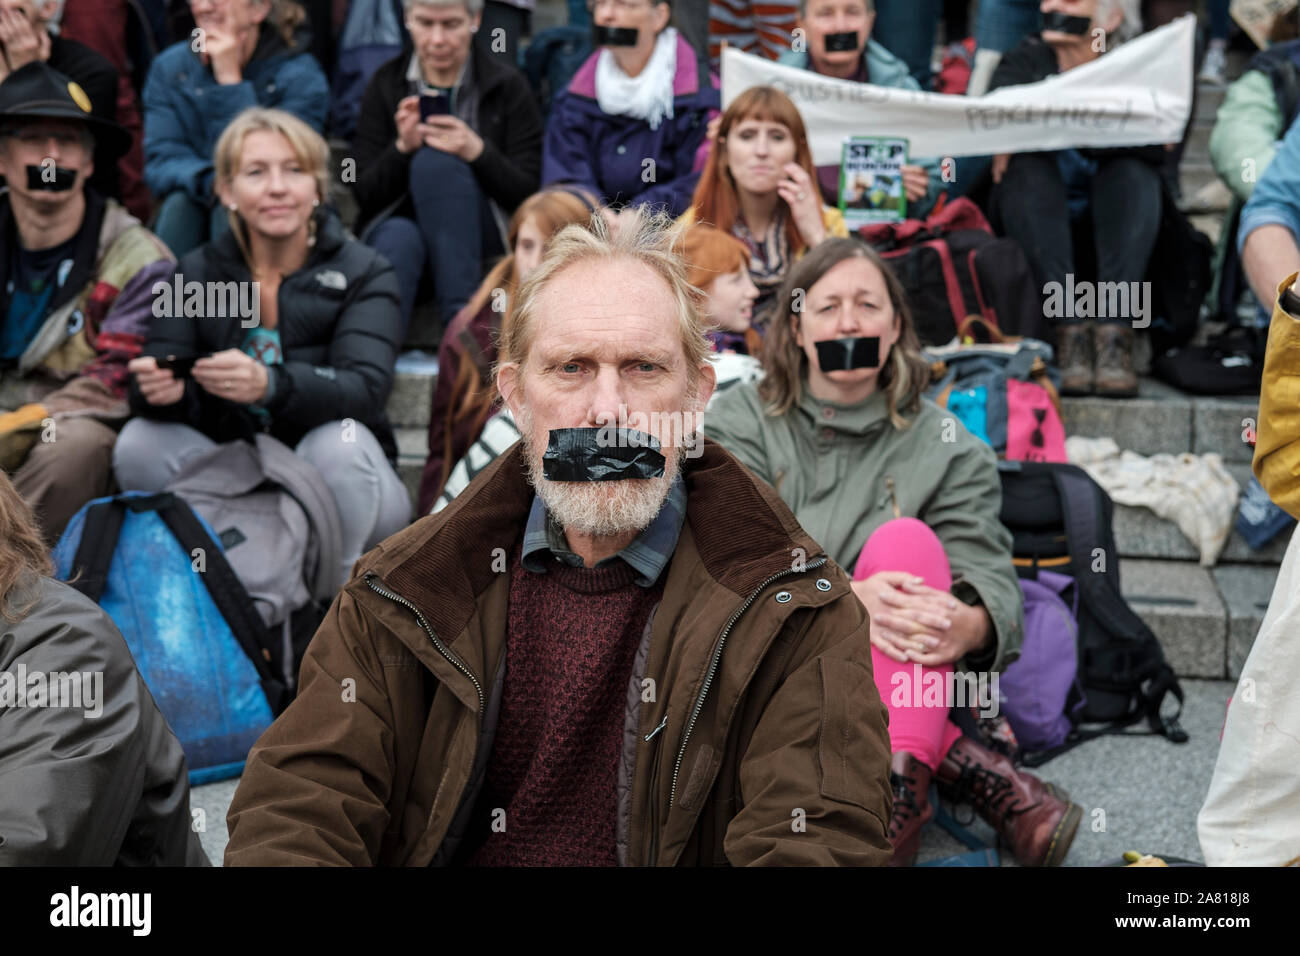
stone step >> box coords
[385,371,437,430]
[1180,160,1220,199]
[1060,377,1257,464]
[1121,558,1279,681]
[1184,118,1213,162]
[1194,82,1226,123]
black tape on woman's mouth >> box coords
[1040,11,1092,34]
[592,25,639,47]
[26,164,77,192]
[815,336,880,371]
[542,427,666,482]
[824,31,859,52]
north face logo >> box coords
[316,270,347,291]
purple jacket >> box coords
[542,33,720,217]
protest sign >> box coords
[721,14,1195,162]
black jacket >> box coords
[0,574,209,866]
[989,37,1167,166]
[129,209,403,462]
[351,41,543,232]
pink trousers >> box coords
[854,517,964,771]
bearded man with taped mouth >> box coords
[225,207,893,867]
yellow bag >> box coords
[0,404,50,472]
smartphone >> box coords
[419,93,451,121]
[154,355,201,378]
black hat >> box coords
[0,62,131,159]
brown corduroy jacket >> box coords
[224,438,892,866]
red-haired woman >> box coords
[679,223,762,356]
[683,85,847,332]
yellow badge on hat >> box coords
[67,81,92,114]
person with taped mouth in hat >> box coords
[225,206,893,867]
[0,61,173,544]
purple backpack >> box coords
[999,571,1086,752]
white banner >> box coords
[721,15,1196,162]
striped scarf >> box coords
[732,206,790,334]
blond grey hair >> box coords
[497,208,712,389]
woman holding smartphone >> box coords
[351,0,542,332]
[683,86,848,333]
[120,108,410,588]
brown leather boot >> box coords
[1055,323,1093,395]
[935,736,1081,867]
[1093,323,1139,397]
[888,751,934,866]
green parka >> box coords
[705,381,1024,673]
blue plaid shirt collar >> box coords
[520,476,687,588]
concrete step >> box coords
[1180,160,1221,199]
[1061,377,1257,464]
[385,371,437,430]
[1185,118,1213,161]
[1194,82,1226,124]
[1120,558,1279,680]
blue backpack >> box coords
[53,492,284,784]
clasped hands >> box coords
[850,571,992,666]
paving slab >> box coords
[916,679,1234,866]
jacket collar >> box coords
[202,207,346,279]
[796,382,894,437]
[568,31,703,100]
[0,187,106,321]
[368,437,829,656]
[398,38,515,97]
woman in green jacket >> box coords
[706,237,1080,867]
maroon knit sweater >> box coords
[466,554,665,867]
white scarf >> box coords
[595,26,678,131]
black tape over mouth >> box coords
[1040,11,1092,35]
[541,427,666,482]
[26,164,77,192]
[814,336,881,372]
[592,25,639,47]
[824,31,860,52]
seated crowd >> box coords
[0,0,1294,868]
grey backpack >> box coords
[166,434,343,695]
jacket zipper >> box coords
[667,556,829,809]
[363,573,485,721]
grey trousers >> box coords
[113,419,412,585]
